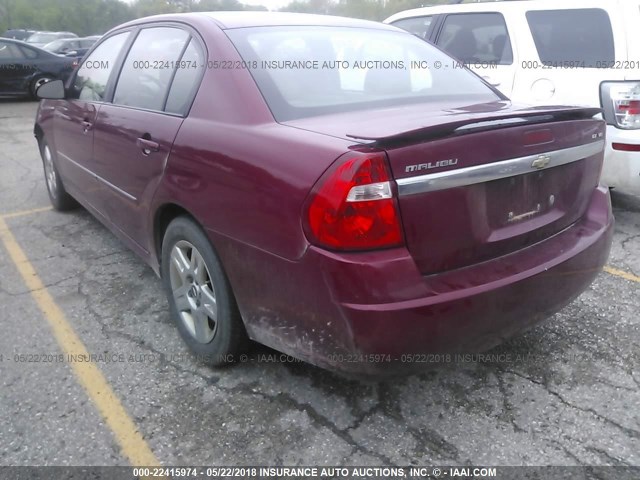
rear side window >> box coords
[0,41,24,60]
[113,27,190,111]
[19,46,38,59]
[437,13,513,65]
[164,39,205,115]
[391,16,433,40]
[73,32,130,102]
[526,9,614,67]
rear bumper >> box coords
[302,186,614,375]
[601,126,640,194]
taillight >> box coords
[304,151,403,251]
[601,81,640,129]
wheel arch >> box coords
[153,202,200,274]
[34,123,44,143]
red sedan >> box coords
[34,12,613,375]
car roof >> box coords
[385,0,626,23]
[31,30,75,35]
[1,37,27,44]
[114,11,398,32]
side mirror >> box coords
[36,79,66,100]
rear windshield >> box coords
[225,26,500,121]
[526,9,615,67]
[43,39,66,51]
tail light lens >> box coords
[304,151,404,251]
[601,81,640,129]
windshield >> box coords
[28,33,59,43]
[226,26,500,121]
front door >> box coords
[51,31,131,209]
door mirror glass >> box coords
[37,79,66,99]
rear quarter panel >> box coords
[151,19,357,261]
[147,20,367,357]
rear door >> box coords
[511,6,626,106]
[90,25,205,250]
[434,12,517,97]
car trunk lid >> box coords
[285,102,605,274]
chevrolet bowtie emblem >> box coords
[531,154,551,169]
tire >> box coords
[161,217,248,366]
[30,75,54,100]
[39,138,77,211]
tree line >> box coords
[0,0,454,37]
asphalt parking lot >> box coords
[1,99,639,469]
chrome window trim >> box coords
[395,140,604,196]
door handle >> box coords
[136,137,160,154]
[81,120,93,132]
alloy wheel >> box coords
[43,144,57,199]
[169,240,218,344]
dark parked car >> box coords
[26,31,77,47]
[42,37,98,56]
[0,38,77,98]
[2,28,35,40]
[34,12,614,376]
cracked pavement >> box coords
[0,99,639,467]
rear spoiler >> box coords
[346,107,602,146]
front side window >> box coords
[72,32,130,102]
[526,9,614,67]
[226,26,499,121]
[113,27,190,111]
[437,13,513,65]
[391,16,433,39]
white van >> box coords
[385,0,640,195]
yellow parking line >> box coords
[0,206,53,220]
[0,217,161,468]
[604,266,640,284]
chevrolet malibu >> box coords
[34,12,614,375]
